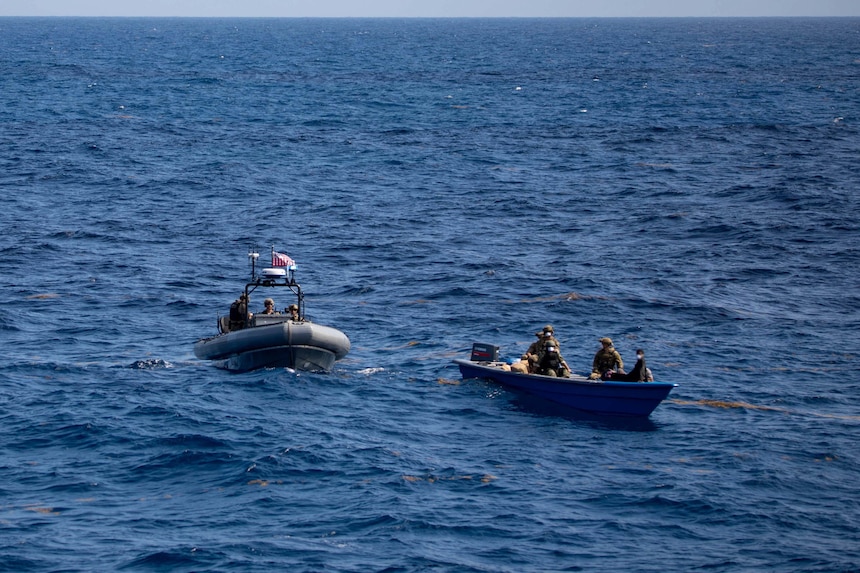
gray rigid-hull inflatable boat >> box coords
[194,249,350,373]
[194,316,350,372]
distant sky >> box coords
[1,0,858,17]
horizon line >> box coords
[1,14,858,18]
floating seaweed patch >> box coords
[401,475,438,483]
[671,399,785,412]
[506,291,605,304]
[672,399,860,420]
[402,474,492,483]
[26,506,60,515]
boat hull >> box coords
[454,359,676,417]
[195,321,350,373]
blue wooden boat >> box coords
[454,345,677,417]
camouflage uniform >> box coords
[592,338,623,378]
[523,328,561,373]
[523,332,543,360]
[540,325,560,351]
[542,334,561,352]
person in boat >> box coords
[288,304,301,321]
[260,298,279,315]
[522,331,545,372]
[611,348,650,382]
[229,293,250,331]
[541,325,560,350]
[515,332,543,373]
[522,325,560,373]
[536,343,570,378]
[590,337,624,380]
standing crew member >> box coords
[229,293,250,331]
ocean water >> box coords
[1,16,859,572]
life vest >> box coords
[538,352,563,374]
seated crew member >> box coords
[229,293,250,331]
[612,348,648,382]
[523,325,561,373]
[288,304,301,321]
[522,331,545,373]
[542,325,561,351]
[536,343,570,378]
[260,298,279,315]
[590,337,624,380]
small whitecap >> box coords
[129,358,172,369]
[515,86,522,91]
[358,367,385,375]
[579,109,588,113]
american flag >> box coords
[272,250,295,268]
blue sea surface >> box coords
[1,17,859,572]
